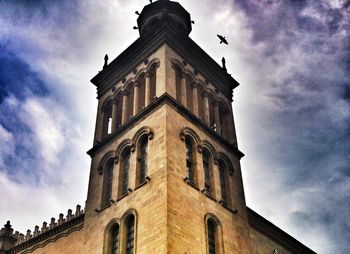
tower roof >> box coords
[137,0,192,36]
[91,0,239,99]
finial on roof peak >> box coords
[103,54,108,69]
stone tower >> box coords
[85,0,250,253]
[0,1,316,254]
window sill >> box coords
[95,203,111,213]
[183,177,200,191]
[134,176,151,190]
[200,188,217,202]
[116,192,129,202]
[219,200,238,214]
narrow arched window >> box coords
[205,215,223,254]
[120,149,131,196]
[138,137,148,184]
[102,99,113,139]
[102,158,114,207]
[202,150,212,194]
[185,138,194,184]
[207,219,217,254]
[219,161,228,205]
[125,215,135,254]
[111,224,119,254]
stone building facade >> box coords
[0,1,316,253]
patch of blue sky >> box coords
[0,44,49,103]
[0,44,52,179]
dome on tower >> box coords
[137,0,192,36]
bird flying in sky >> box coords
[217,34,228,45]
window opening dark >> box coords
[203,151,211,194]
[208,219,216,254]
[219,162,227,204]
[111,224,119,254]
[103,158,114,206]
[121,150,131,195]
[126,216,135,254]
[185,138,194,184]
[139,138,148,183]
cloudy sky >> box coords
[0,0,349,253]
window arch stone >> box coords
[202,147,215,196]
[204,214,224,254]
[131,126,153,146]
[120,209,138,254]
[216,152,234,175]
[132,127,153,186]
[100,157,116,208]
[98,151,116,175]
[200,140,218,164]
[180,127,201,152]
[103,218,121,254]
[115,139,134,164]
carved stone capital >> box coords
[190,82,198,89]
[134,81,140,88]
[122,90,130,96]
[112,96,118,105]
[179,71,186,80]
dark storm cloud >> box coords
[233,0,350,253]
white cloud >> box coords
[20,98,66,167]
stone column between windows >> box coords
[196,148,205,193]
[191,82,199,117]
[101,108,109,137]
[111,96,118,133]
[213,101,221,134]
[145,72,151,106]
[180,72,187,107]
[133,81,140,116]
[203,92,210,125]
[212,162,221,203]
[95,108,105,143]
[121,90,129,124]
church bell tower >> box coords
[85,1,251,253]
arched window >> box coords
[218,160,228,205]
[125,215,135,254]
[102,99,113,139]
[102,158,114,207]
[119,149,131,197]
[185,137,195,185]
[175,67,182,102]
[202,150,212,195]
[111,224,120,254]
[205,216,223,254]
[137,136,148,185]
[149,64,157,102]
[207,219,216,254]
